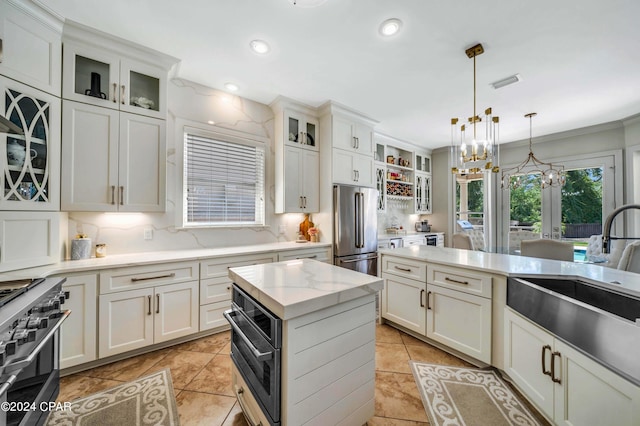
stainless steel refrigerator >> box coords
[333,184,378,276]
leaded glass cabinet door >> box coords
[0,77,60,210]
[415,172,431,214]
[376,165,386,211]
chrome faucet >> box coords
[602,204,640,253]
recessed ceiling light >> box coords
[250,39,270,54]
[379,18,402,36]
[490,74,522,89]
[207,120,215,125]
[224,82,239,92]
[288,0,328,7]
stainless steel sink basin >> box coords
[508,275,640,386]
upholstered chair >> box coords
[452,233,474,250]
[520,239,574,261]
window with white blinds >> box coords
[183,132,265,227]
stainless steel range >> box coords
[0,277,69,426]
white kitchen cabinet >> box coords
[0,211,61,272]
[278,246,331,263]
[0,77,60,210]
[59,273,97,369]
[381,273,426,335]
[426,284,491,363]
[99,281,198,358]
[426,264,492,363]
[276,145,319,213]
[199,253,277,331]
[331,115,374,155]
[283,109,318,150]
[61,38,171,119]
[98,262,199,357]
[61,100,166,212]
[415,171,432,214]
[332,148,374,187]
[0,0,62,96]
[504,308,640,425]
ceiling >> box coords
[42,0,640,150]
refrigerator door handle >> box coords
[357,192,365,248]
[354,193,360,248]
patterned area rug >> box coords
[46,369,179,426]
[410,361,542,426]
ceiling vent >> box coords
[490,74,521,89]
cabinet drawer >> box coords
[427,264,492,298]
[278,247,331,263]
[200,277,232,305]
[381,255,427,281]
[200,253,277,279]
[200,301,232,331]
[100,261,199,294]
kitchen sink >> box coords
[507,275,640,386]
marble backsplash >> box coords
[65,78,311,258]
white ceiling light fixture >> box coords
[450,43,500,176]
[249,39,270,55]
[224,82,239,92]
[288,0,328,7]
[379,18,402,36]
[490,74,522,89]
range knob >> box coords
[27,316,48,329]
[12,329,36,345]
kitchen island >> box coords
[379,245,640,426]
[228,259,383,426]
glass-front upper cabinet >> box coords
[62,41,166,119]
[0,77,60,210]
[285,110,318,150]
[415,153,431,173]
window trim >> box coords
[175,119,269,229]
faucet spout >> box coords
[602,204,640,253]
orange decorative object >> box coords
[299,214,314,241]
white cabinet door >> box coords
[415,172,432,214]
[278,143,319,213]
[426,284,491,363]
[504,308,555,419]
[301,148,319,212]
[554,339,640,426]
[0,212,60,272]
[332,116,373,155]
[99,287,154,358]
[154,281,199,344]
[381,274,426,335]
[119,58,167,119]
[284,110,318,150]
[118,113,166,212]
[332,149,374,187]
[0,1,62,96]
[61,100,119,211]
[60,274,97,369]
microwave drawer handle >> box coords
[4,310,71,374]
[131,273,176,282]
[223,310,273,362]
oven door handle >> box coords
[0,374,18,396]
[3,310,71,374]
[223,309,273,362]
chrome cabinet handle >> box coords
[156,294,160,314]
[111,185,116,205]
[119,186,124,205]
[551,351,562,384]
[121,85,126,104]
[299,196,302,209]
[112,83,118,103]
[131,272,176,282]
[303,196,307,208]
[445,277,469,285]
[541,345,552,377]
[147,295,152,315]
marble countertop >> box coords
[379,245,640,296]
[0,242,331,281]
[228,259,383,320]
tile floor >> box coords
[55,324,512,425]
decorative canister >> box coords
[95,243,107,258]
[71,234,91,260]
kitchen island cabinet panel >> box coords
[59,273,97,369]
[381,274,426,335]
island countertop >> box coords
[228,259,383,320]
[379,245,640,296]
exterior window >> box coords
[182,132,265,227]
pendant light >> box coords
[500,113,566,190]
[450,43,500,176]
